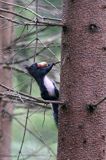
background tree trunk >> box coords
[58,0,106,160]
[0,1,13,160]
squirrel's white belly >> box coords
[44,76,55,96]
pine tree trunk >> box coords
[0,1,13,160]
[58,0,106,160]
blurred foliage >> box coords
[12,0,62,160]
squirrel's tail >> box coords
[52,103,59,127]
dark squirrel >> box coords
[25,62,59,127]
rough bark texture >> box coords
[0,1,13,160]
[58,0,106,160]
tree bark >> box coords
[0,1,13,160]
[58,0,106,160]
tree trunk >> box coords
[58,0,106,160]
[0,1,13,160]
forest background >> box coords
[0,0,62,160]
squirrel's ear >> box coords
[37,62,48,68]
[24,65,29,70]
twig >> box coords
[42,108,47,127]
[0,47,46,65]
[0,8,36,22]
[0,84,64,105]
[0,90,64,108]
[0,0,62,23]
[14,116,56,156]
[54,61,61,65]
[44,0,59,10]
[0,7,63,26]
[37,19,63,26]
[0,15,22,25]
[0,14,63,27]
[3,65,27,75]
[4,27,48,51]
[38,38,59,61]
[95,97,106,107]
[86,97,106,113]
[17,107,29,160]
[0,0,43,18]
[2,109,55,156]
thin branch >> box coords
[14,116,56,156]
[43,17,62,21]
[0,44,59,65]
[44,0,59,10]
[2,98,47,110]
[3,65,27,74]
[2,109,56,156]
[0,8,63,26]
[0,91,50,109]
[54,61,61,65]
[38,38,59,61]
[5,27,48,50]
[95,97,106,107]
[17,106,29,160]
[37,18,63,26]
[42,108,47,127]
[0,8,35,22]
[0,83,64,105]
[0,0,43,18]
[0,0,62,22]
[0,15,22,25]
[86,96,106,113]
[0,14,63,27]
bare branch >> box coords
[0,0,43,18]
[1,109,56,156]
[0,14,22,25]
[0,8,35,22]
[3,65,27,74]
[0,83,64,106]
